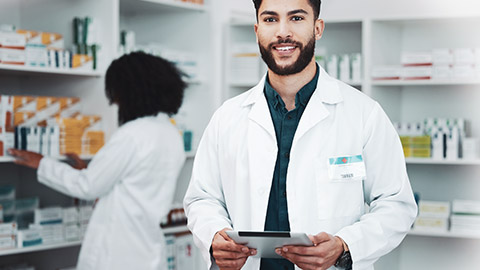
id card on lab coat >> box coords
[328,155,366,181]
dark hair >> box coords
[105,51,186,125]
[252,0,321,20]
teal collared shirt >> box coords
[261,64,319,270]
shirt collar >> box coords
[264,63,320,110]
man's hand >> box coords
[211,228,257,270]
[8,149,43,169]
[275,232,344,270]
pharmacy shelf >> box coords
[0,64,102,77]
[0,155,94,163]
[0,240,82,257]
[408,229,480,240]
[372,79,480,86]
[161,224,190,235]
[405,158,480,165]
[120,0,205,16]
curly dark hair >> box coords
[252,0,321,20]
[105,51,186,125]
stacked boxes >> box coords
[450,200,480,235]
[0,17,99,70]
[413,200,450,232]
[0,222,18,250]
[32,207,65,244]
[0,185,93,250]
[0,95,104,157]
[372,48,480,81]
[395,117,472,160]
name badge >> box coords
[328,155,366,181]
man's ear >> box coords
[315,19,325,40]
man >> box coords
[184,0,417,269]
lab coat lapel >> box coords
[244,77,278,230]
[292,67,343,147]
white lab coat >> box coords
[184,66,417,270]
[38,113,185,270]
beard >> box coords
[258,35,316,76]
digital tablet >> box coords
[225,231,314,258]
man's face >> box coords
[254,0,324,76]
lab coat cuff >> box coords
[37,156,57,185]
[335,228,363,270]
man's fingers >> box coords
[281,245,319,256]
[311,232,331,245]
[216,257,247,269]
[213,250,251,259]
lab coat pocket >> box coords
[315,156,365,220]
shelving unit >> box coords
[0,155,95,163]
[405,158,480,165]
[372,79,480,86]
[162,225,190,235]
[0,240,82,257]
[119,0,206,16]
[0,64,103,77]
[408,230,480,240]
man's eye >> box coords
[264,17,277,22]
[292,16,304,21]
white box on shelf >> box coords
[0,222,17,237]
[0,48,26,65]
[25,44,48,67]
[34,207,63,225]
[453,48,476,64]
[432,65,451,79]
[451,214,480,226]
[452,200,480,215]
[401,51,432,66]
[402,66,432,80]
[17,228,42,248]
[418,200,451,218]
[452,64,476,78]
[0,235,16,250]
[432,49,453,65]
[372,66,402,80]
[413,216,448,232]
[0,32,26,49]
[63,207,79,224]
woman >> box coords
[8,52,187,270]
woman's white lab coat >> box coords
[38,113,185,270]
[184,66,417,270]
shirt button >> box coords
[284,152,289,158]
[283,191,286,197]
[287,115,292,120]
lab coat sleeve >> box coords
[335,102,418,270]
[37,129,136,200]
[183,109,232,270]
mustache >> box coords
[269,38,303,48]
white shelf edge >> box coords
[185,152,195,159]
[0,155,94,163]
[0,240,82,256]
[136,0,206,12]
[408,229,480,240]
[0,64,102,77]
[161,225,189,235]
[372,79,480,86]
[405,158,480,165]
